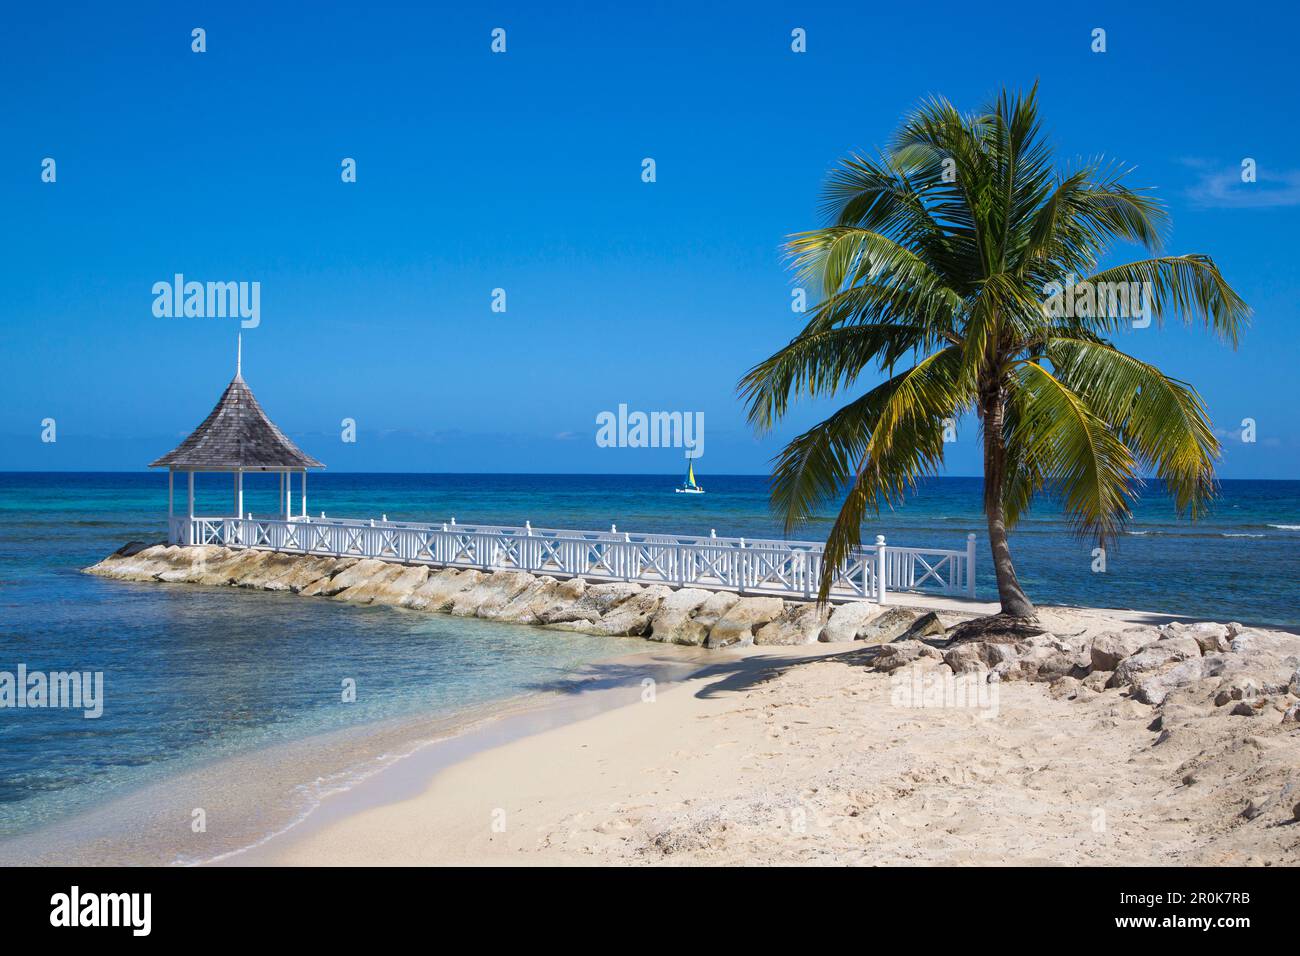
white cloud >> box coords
[1185,160,1300,209]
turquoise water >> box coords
[1,471,1298,846]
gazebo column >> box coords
[235,470,244,520]
[187,472,195,518]
[301,469,308,518]
[168,471,174,518]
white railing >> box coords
[167,515,976,603]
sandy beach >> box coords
[232,603,1300,867]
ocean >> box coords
[1,471,1298,856]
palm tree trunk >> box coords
[981,385,1037,618]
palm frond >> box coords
[1075,255,1250,345]
[1009,361,1138,544]
[1046,337,1218,517]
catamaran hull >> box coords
[675,488,705,494]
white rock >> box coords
[820,602,884,643]
[1133,659,1206,706]
[706,597,786,649]
[586,585,672,636]
[1089,630,1155,671]
[647,588,712,644]
[755,602,829,646]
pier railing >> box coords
[168,514,976,603]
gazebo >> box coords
[150,338,324,545]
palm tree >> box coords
[739,85,1249,619]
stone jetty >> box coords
[85,542,963,649]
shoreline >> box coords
[219,642,824,865]
[0,642,721,867]
[220,603,1300,867]
[5,597,1297,866]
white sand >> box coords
[234,605,1300,866]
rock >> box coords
[235,551,308,589]
[1111,637,1202,687]
[943,643,985,674]
[898,611,946,642]
[90,543,168,579]
[344,564,429,606]
[528,577,590,622]
[820,602,883,643]
[1230,630,1255,652]
[586,585,672,637]
[311,558,390,597]
[755,602,829,646]
[945,640,1027,674]
[1089,629,1158,672]
[1230,701,1261,717]
[129,544,184,578]
[1049,676,1081,700]
[1284,702,1300,723]
[335,562,410,602]
[872,639,943,673]
[542,582,642,626]
[397,568,484,610]
[193,549,270,586]
[493,577,561,624]
[267,556,352,593]
[1082,670,1111,693]
[1184,622,1232,655]
[1026,632,1075,653]
[1132,658,1206,706]
[705,596,786,649]
[855,608,919,645]
[448,571,535,617]
[1214,675,1263,706]
[647,588,712,644]
[1027,650,1081,682]
[660,591,739,647]
[155,545,229,583]
[988,660,1021,682]
[987,642,1024,665]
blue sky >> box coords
[2,0,1297,476]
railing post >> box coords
[875,535,888,604]
[738,538,746,594]
[966,533,977,598]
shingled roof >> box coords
[149,372,325,470]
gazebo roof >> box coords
[149,349,324,471]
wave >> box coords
[1222,533,1264,538]
[1268,524,1300,531]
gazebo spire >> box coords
[236,333,242,380]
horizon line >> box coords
[0,470,1296,484]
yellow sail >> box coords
[687,460,695,487]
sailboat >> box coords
[675,458,705,494]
